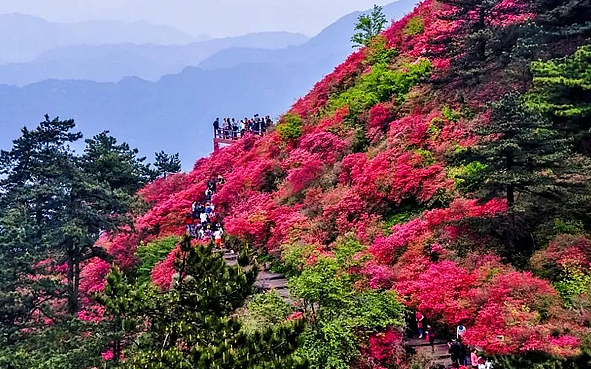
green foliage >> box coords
[153,150,181,178]
[413,148,435,165]
[238,291,294,334]
[465,93,591,265]
[277,114,304,140]
[0,116,165,365]
[364,35,398,66]
[554,268,591,305]
[0,319,106,369]
[535,218,585,247]
[281,242,319,276]
[448,161,488,192]
[351,4,388,48]
[494,349,591,369]
[135,236,180,285]
[351,126,370,153]
[527,45,591,118]
[329,59,432,115]
[403,16,425,36]
[472,93,584,208]
[442,105,462,122]
[553,218,585,235]
[288,237,404,368]
[82,130,154,194]
[104,237,306,368]
[383,203,423,233]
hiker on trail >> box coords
[448,338,462,368]
[470,348,480,369]
[185,213,195,237]
[425,324,436,352]
[204,224,213,239]
[213,227,224,249]
[477,357,493,369]
[207,178,216,192]
[213,118,220,137]
[205,188,213,201]
[415,311,424,338]
[200,211,208,225]
[457,324,467,342]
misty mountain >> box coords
[0,64,316,168]
[198,0,418,71]
[0,32,310,85]
[0,0,419,169]
[0,13,202,65]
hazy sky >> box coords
[0,0,398,38]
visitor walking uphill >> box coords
[186,176,231,252]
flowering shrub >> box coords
[86,0,590,362]
[530,234,591,280]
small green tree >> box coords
[153,150,181,178]
[289,237,404,368]
[104,237,307,368]
[351,4,388,48]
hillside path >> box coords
[222,249,291,300]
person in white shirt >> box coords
[457,324,467,341]
[213,228,223,249]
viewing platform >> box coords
[213,127,271,151]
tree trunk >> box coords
[506,152,516,256]
[67,242,80,314]
[506,152,515,208]
[67,249,77,314]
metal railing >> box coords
[213,128,269,140]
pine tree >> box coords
[0,117,149,320]
[153,150,181,178]
[82,131,154,194]
[103,237,307,368]
[526,45,591,155]
[0,115,82,339]
[351,5,388,48]
[465,94,591,264]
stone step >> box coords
[406,338,447,347]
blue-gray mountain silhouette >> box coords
[0,32,309,86]
[0,13,202,65]
[0,0,419,169]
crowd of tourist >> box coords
[185,176,228,250]
[415,311,493,369]
[213,114,274,139]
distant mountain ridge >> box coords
[0,13,202,65]
[0,32,310,85]
[0,0,420,169]
[198,0,418,71]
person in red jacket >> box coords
[415,311,424,338]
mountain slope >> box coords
[0,32,309,85]
[0,13,199,65]
[91,0,591,366]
